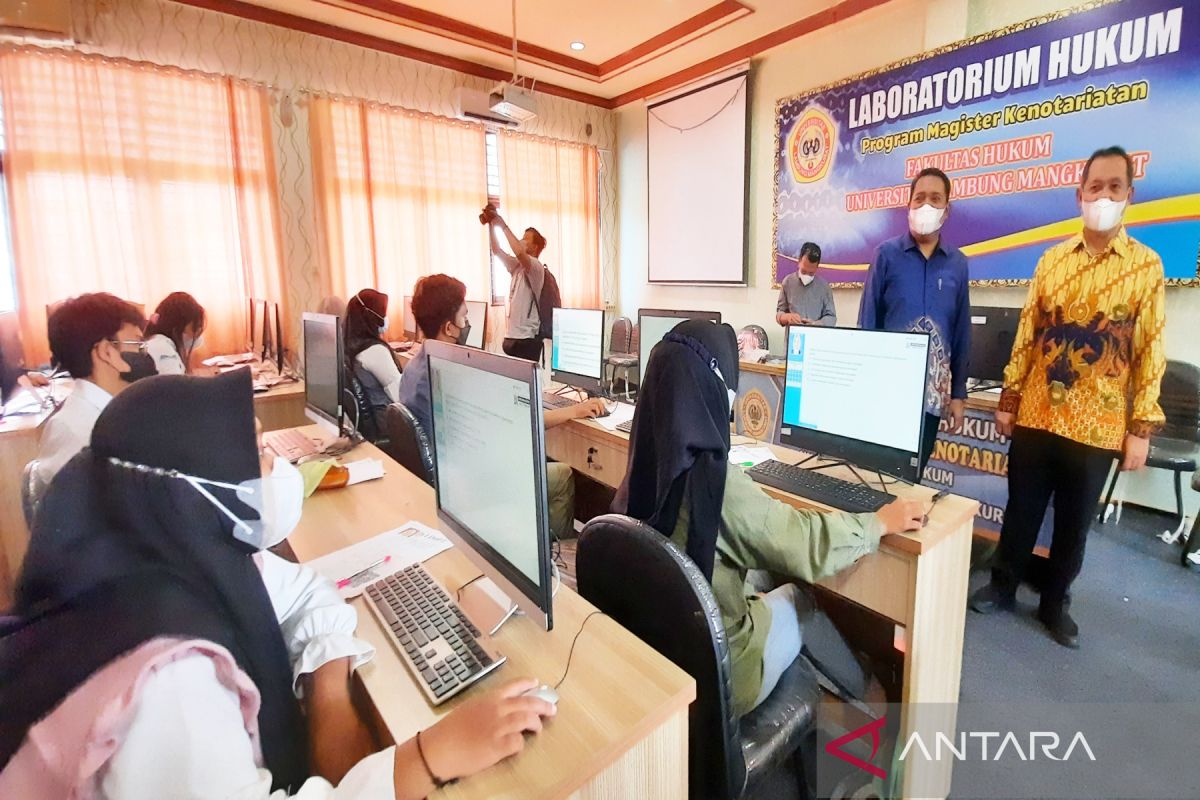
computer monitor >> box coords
[261,300,284,373]
[402,295,417,341]
[463,300,488,349]
[302,312,345,436]
[551,308,605,395]
[968,306,1020,383]
[638,308,722,376]
[0,311,24,406]
[425,341,554,631]
[781,326,930,483]
[251,297,268,360]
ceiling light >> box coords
[570,41,585,51]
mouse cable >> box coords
[553,610,606,691]
[454,573,485,601]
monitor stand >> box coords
[456,577,519,636]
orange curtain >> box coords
[0,48,286,364]
[310,96,490,330]
[497,132,600,310]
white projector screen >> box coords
[647,72,749,284]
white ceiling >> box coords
[216,0,895,105]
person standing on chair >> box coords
[775,242,835,328]
[970,146,1166,648]
[484,205,554,363]
[859,167,971,477]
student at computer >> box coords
[616,319,924,716]
[346,289,403,425]
[34,293,155,488]
[145,291,207,375]
[400,273,605,538]
[0,371,556,798]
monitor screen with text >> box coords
[551,308,604,382]
[429,356,543,587]
[783,326,929,455]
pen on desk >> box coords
[337,555,392,588]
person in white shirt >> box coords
[145,291,207,375]
[346,289,403,437]
[0,369,556,798]
[484,206,550,363]
[35,292,156,489]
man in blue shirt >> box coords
[858,167,971,478]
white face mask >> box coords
[798,273,816,286]
[181,456,305,551]
[378,318,390,336]
[1081,198,1126,232]
[908,203,946,236]
[184,333,205,352]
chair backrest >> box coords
[382,403,435,486]
[740,324,769,352]
[577,514,744,799]
[345,366,385,443]
[628,323,640,356]
[1159,359,1200,442]
[21,460,42,529]
[609,317,632,355]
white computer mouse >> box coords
[521,683,559,706]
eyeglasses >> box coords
[108,339,148,352]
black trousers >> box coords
[991,426,1116,609]
[918,412,942,481]
[502,337,544,363]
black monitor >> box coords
[464,300,488,349]
[968,306,1020,383]
[302,312,345,436]
[402,295,417,341]
[261,300,284,373]
[638,308,722,374]
[551,308,605,395]
[781,326,930,483]
[0,311,24,406]
[425,341,554,631]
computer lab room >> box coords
[1,1,1198,798]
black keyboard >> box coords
[364,564,505,705]
[542,391,578,410]
[746,459,893,513]
[616,419,633,434]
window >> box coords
[0,115,16,315]
[0,49,286,361]
[485,130,508,304]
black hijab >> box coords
[345,288,391,361]
[0,370,308,790]
[615,319,740,580]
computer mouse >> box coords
[598,399,615,417]
[521,684,559,706]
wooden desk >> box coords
[545,416,977,798]
[289,430,695,799]
[0,379,308,607]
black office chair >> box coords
[381,403,435,487]
[21,460,42,529]
[1099,360,1200,543]
[739,324,769,352]
[1183,469,1200,568]
[578,514,868,800]
[346,364,388,445]
[603,316,632,390]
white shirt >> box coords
[34,379,112,487]
[146,334,186,375]
[98,552,391,799]
[354,344,402,404]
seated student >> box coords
[346,288,403,412]
[145,291,207,375]
[0,370,556,798]
[400,274,605,538]
[35,293,155,488]
[615,319,924,716]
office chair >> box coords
[605,323,639,400]
[382,403,435,487]
[346,364,388,444]
[1099,360,1200,544]
[21,460,43,529]
[740,325,769,352]
[1184,469,1200,568]
[579,514,863,800]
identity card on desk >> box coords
[307,521,452,599]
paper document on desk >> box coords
[729,445,775,468]
[306,521,452,599]
[345,458,385,486]
[592,401,636,431]
[203,352,256,368]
